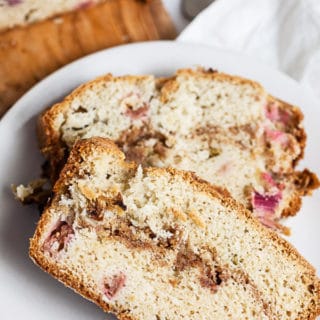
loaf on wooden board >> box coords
[0,0,106,31]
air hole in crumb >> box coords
[307,284,315,293]
[231,254,238,265]
[215,270,222,285]
[209,147,221,158]
[71,124,89,131]
[74,106,88,113]
[149,232,156,239]
[114,193,127,211]
[24,8,37,21]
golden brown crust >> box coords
[159,67,265,104]
[280,193,302,218]
[293,169,320,196]
[155,76,173,90]
[281,170,320,218]
[176,67,265,91]
[30,137,320,319]
[269,96,307,164]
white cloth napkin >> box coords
[178,0,320,100]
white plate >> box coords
[0,41,319,319]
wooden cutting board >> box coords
[0,0,176,117]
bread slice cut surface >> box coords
[38,69,319,232]
[30,137,320,320]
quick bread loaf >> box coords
[38,68,319,232]
[30,137,320,320]
[0,0,105,31]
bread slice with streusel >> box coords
[30,137,319,320]
[37,68,319,233]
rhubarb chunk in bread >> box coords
[0,0,105,32]
[30,138,320,320]
[38,69,319,232]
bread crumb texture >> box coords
[38,68,319,232]
[30,138,320,320]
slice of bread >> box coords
[38,68,319,232]
[30,137,320,320]
[0,0,105,32]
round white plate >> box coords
[0,41,319,319]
